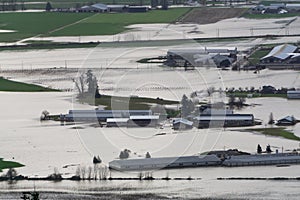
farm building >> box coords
[222,152,300,167]
[276,116,297,126]
[77,3,147,13]
[260,44,298,63]
[63,110,152,122]
[287,90,300,99]
[173,118,193,130]
[127,115,160,127]
[286,4,300,12]
[128,6,148,13]
[106,118,129,127]
[109,155,222,171]
[79,3,109,12]
[165,47,237,68]
[193,114,255,128]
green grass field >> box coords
[0,12,93,42]
[49,8,191,36]
[0,8,190,42]
[247,127,300,141]
[0,158,24,172]
[243,12,300,19]
[0,77,59,92]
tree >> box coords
[268,112,274,125]
[146,152,151,158]
[74,70,101,98]
[45,2,52,11]
[257,144,262,154]
[181,94,195,117]
[161,0,168,10]
[151,0,158,8]
[6,168,17,180]
[266,145,272,153]
[86,70,101,98]
[119,149,130,159]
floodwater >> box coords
[0,91,300,199]
[1,15,300,199]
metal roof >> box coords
[109,155,221,168]
[106,118,129,123]
[194,115,253,121]
[278,115,296,122]
[173,118,193,126]
[130,115,159,120]
[91,3,108,10]
[261,44,297,60]
[287,90,300,94]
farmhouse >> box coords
[193,114,255,128]
[287,90,300,99]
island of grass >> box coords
[245,127,300,141]
[0,158,24,172]
[0,77,59,92]
[78,94,180,117]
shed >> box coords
[173,118,193,130]
[276,116,297,126]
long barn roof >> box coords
[261,44,297,60]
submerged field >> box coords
[0,8,190,43]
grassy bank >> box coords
[0,158,24,172]
[79,94,178,110]
[246,127,300,141]
[0,77,59,92]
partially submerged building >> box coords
[165,47,238,68]
[260,44,297,63]
[223,152,300,167]
[193,114,255,128]
[276,116,297,126]
[109,151,300,171]
[287,90,300,99]
[63,110,152,122]
[109,155,222,171]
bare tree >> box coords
[87,166,92,180]
[81,166,86,180]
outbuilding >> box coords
[193,114,255,128]
[287,90,300,99]
[173,118,193,130]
